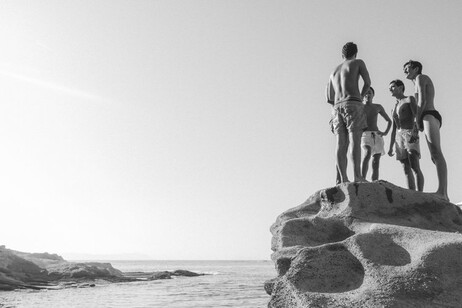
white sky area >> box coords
[1,0,462,260]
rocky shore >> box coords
[0,246,203,291]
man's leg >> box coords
[350,130,365,182]
[336,130,349,183]
[409,151,424,192]
[400,158,416,190]
[336,168,341,185]
[423,116,448,200]
[361,146,371,179]
[371,154,381,181]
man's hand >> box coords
[388,149,394,157]
[410,127,419,143]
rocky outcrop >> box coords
[266,181,462,308]
[0,246,205,291]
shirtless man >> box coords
[388,79,424,191]
[361,87,392,181]
[326,42,370,183]
[404,60,448,200]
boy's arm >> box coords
[326,78,335,105]
[409,96,419,141]
[414,76,426,131]
[378,105,392,136]
[358,60,371,98]
[388,109,397,156]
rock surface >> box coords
[266,181,462,308]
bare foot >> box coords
[432,192,450,202]
[354,177,368,183]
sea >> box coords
[0,260,275,308]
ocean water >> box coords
[0,260,275,308]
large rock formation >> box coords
[266,181,462,308]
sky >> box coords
[1,0,462,260]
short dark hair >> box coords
[390,79,405,91]
[369,87,375,95]
[342,42,358,59]
[404,60,423,74]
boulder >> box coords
[267,181,462,308]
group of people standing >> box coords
[326,42,448,201]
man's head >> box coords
[389,79,405,97]
[363,87,374,103]
[403,60,422,80]
[342,42,358,59]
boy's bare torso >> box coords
[393,97,416,130]
[363,103,381,131]
[415,74,436,111]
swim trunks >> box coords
[394,128,420,160]
[361,131,385,156]
[419,110,442,128]
[330,99,367,135]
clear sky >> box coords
[1,0,461,260]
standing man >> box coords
[326,42,370,183]
[361,87,392,181]
[388,79,424,191]
[404,60,448,200]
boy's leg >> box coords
[350,130,366,182]
[423,116,448,200]
[336,130,349,183]
[361,146,372,179]
[371,154,381,181]
[409,151,424,192]
[400,158,415,190]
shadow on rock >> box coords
[287,243,364,293]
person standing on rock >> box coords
[326,42,370,183]
[388,79,424,192]
[404,60,448,201]
[361,87,392,181]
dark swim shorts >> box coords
[419,110,442,128]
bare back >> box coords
[329,59,370,104]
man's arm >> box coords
[378,105,392,136]
[326,78,335,105]
[358,60,371,98]
[388,108,397,156]
[414,75,427,130]
[409,96,419,140]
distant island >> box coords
[0,245,204,291]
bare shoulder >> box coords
[404,96,416,104]
[353,58,366,67]
[416,74,431,85]
[373,103,385,111]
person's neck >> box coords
[411,73,421,83]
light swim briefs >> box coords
[330,100,367,135]
[395,128,420,160]
[361,131,385,156]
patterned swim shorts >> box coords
[330,100,367,135]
